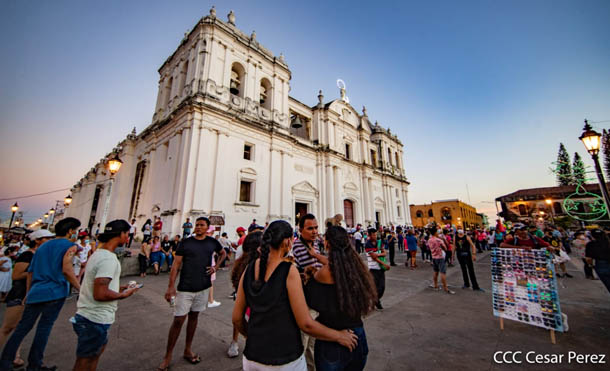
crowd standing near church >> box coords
[1,210,610,370]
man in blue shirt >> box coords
[1,217,82,371]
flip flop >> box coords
[183,354,201,364]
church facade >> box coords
[64,7,412,238]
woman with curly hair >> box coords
[227,231,262,358]
[232,220,357,370]
[305,225,377,370]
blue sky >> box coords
[1,0,609,223]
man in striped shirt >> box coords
[292,213,327,371]
[293,214,327,271]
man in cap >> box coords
[1,217,82,371]
[501,223,550,249]
[72,220,139,371]
[233,226,247,260]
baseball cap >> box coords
[248,224,264,233]
[98,219,131,241]
[28,230,55,240]
[512,223,526,231]
[236,226,246,233]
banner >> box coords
[491,247,564,332]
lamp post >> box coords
[99,154,123,229]
[579,119,610,217]
[545,199,556,225]
[8,202,19,231]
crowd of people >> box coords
[0,212,609,371]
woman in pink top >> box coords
[428,228,454,294]
[150,235,164,275]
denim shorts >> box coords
[72,313,111,358]
[433,258,447,273]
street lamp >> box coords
[8,202,19,230]
[545,198,556,225]
[579,119,610,216]
[99,154,123,229]
[64,195,72,206]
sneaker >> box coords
[208,300,221,308]
[228,292,236,299]
[227,341,239,358]
[564,273,573,278]
[473,288,485,292]
[445,290,456,295]
[375,302,384,310]
[462,285,470,289]
[428,284,440,290]
[562,313,569,332]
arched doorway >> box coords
[343,199,354,228]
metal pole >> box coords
[592,154,610,217]
[8,211,16,231]
[100,177,115,229]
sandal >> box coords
[183,354,201,364]
[13,358,25,369]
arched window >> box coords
[178,60,189,95]
[163,76,173,107]
[416,210,423,218]
[441,207,451,221]
[230,63,245,97]
[395,152,400,169]
[428,209,434,217]
[553,202,563,214]
[518,204,527,216]
[260,78,272,109]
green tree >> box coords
[572,152,586,185]
[603,129,610,179]
[556,143,573,186]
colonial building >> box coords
[64,7,412,238]
[410,199,480,229]
[496,183,610,225]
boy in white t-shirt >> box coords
[72,220,139,371]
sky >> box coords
[1,0,609,224]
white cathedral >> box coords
[64,7,412,238]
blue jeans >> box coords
[594,260,610,294]
[150,251,165,269]
[315,326,368,371]
[0,298,66,370]
[164,253,173,271]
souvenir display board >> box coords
[491,247,564,332]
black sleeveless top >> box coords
[243,261,303,365]
[305,278,363,330]
[455,235,470,254]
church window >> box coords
[395,152,400,169]
[239,181,252,202]
[345,143,351,160]
[428,209,434,217]
[416,210,423,218]
[163,76,173,108]
[260,78,272,109]
[230,63,245,97]
[397,206,402,217]
[244,144,253,160]
[370,149,377,167]
[388,147,392,165]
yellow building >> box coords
[410,199,481,229]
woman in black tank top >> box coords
[454,230,482,291]
[232,220,357,370]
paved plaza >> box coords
[1,251,609,371]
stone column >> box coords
[361,173,370,222]
[326,164,334,217]
[334,166,342,218]
[210,129,222,211]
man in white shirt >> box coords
[72,220,139,371]
[128,218,137,248]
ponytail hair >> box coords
[253,220,293,291]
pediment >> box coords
[343,182,359,192]
[292,181,319,196]
[374,196,384,205]
[240,167,257,176]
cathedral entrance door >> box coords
[344,199,354,228]
[295,202,308,227]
